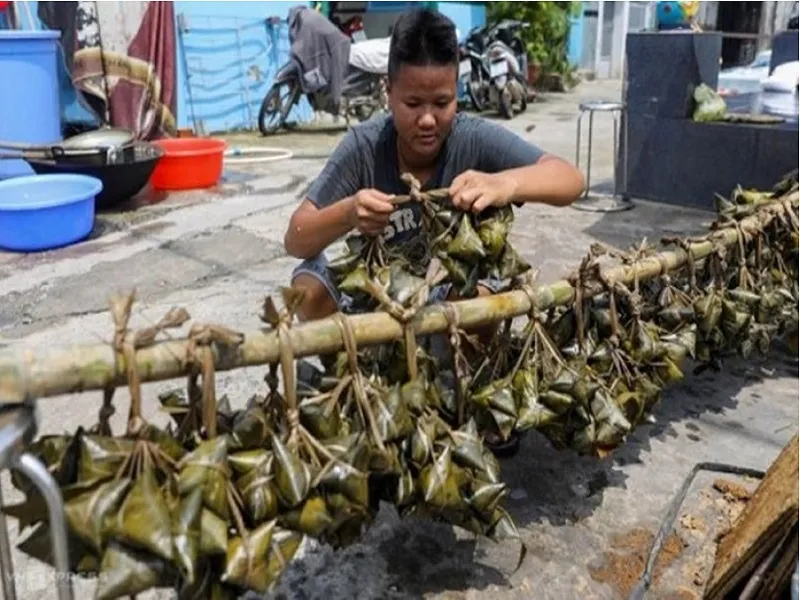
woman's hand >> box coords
[349,189,396,236]
[448,170,519,213]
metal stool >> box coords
[574,100,634,213]
[0,404,73,600]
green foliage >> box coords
[486,1,577,78]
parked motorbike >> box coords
[492,19,529,78]
[258,10,387,135]
[458,19,530,119]
[459,27,488,112]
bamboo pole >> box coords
[0,198,794,404]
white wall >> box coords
[588,1,655,79]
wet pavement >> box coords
[0,80,796,600]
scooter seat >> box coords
[348,37,390,75]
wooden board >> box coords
[724,113,787,125]
[705,433,799,599]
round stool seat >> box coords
[579,100,625,112]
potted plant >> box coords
[487,1,578,92]
[527,61,542,88]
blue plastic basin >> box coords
[0,174,102,252]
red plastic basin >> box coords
[150,137,226,191]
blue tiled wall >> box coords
[174,1,313,134]
[437,1,486,41]
[567,6,584,67]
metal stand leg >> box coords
[611,112,619,195]
[0,484,17,600]
[586,109,594,198]
[15,453,74,600]
[572,105,635,214]
[622,108,630,199]
[575,111,583,178]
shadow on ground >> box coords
[255,349,797,600]
[502,351,798,528]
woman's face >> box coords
[388,63,458,164]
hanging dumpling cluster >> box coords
[4,171,797,599]
[5,291,521,600]
[327,195,532,314]
[326,170,799,457]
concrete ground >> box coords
[0,80,796,600]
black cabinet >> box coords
[623,31,798,211]
[770,30,799,73]
[625,32,722,119]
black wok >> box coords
[26,143,163,210]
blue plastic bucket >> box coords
[0,174,101,252]
[0,30,62,180]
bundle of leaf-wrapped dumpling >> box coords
[391,411,520,543]
[5,426,229,598]
[327,177,531,307]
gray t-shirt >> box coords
[306,112,545,245]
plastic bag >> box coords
[692,83,727,122]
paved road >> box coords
[0,80,796,600]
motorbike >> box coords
[258,9,388,135]
[458,27,488,112]
[492,19,529,77]
[458,19,530,119]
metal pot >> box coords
[59,127,134,149]
[0,127,136,166]
[52,127,136,165]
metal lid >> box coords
[61,127,134,150]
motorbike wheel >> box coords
[467,66,487,113]
[499,86,514,120]
[258,80,300,136]
[379,77,389,111]
[350,102,376,122]
[516,79,528,114]
[468,81,487,113]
